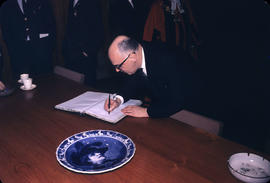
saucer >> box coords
[20,84,36,91]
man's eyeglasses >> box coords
[113,52,135,70]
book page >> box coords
[55,91,108,113]
[85,99,142,123]
[55,91,142,123]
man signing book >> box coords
[104,35,203,118]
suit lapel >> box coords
[71,0,80,16]
[73,0,80,8]
[142,42,153,79]
[142,42,169,82]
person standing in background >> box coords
[0,0,56,79]
[109,0,153,41]
[0,42,15,96]
[63,0,104,87]
[143,0,200,60]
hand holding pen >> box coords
[104,94,121,114]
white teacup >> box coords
[23,78,32,90]
[20,73,29,82]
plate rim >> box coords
[227,152,270,179]
[56,129,136,174]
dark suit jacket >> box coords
[63,0,103,62]
[63,0,104,85]
[109,0,152,41]
[118,42,203,117]
[0,0,56,77]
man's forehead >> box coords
[109,41,120,54]
[109,49,122,63]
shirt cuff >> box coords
[114,94,124,105]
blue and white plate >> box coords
[56,130,135,174]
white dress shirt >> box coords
[17,0,25,14]
[140,48,147,76]
[73,0,79,7]
[128,0,134,8]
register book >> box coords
[55,91,142,123]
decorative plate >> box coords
[228,153,270,183]
[56,130,136,174]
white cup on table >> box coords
[23,78,32,90]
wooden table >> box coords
[0,75,269,183]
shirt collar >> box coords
[141,47,147,75]
[73,0,79,7]
[128,0,134,8]
[17,0,24,13]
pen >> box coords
[108,94,110,114]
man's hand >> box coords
[0,81,5,91]
[121,106,149,117]
[104,97,121,113]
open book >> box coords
[55,91,142,123]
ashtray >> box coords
[228,153,270,183]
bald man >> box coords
[104,35,203,118]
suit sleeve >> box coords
[146,52,203,118]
